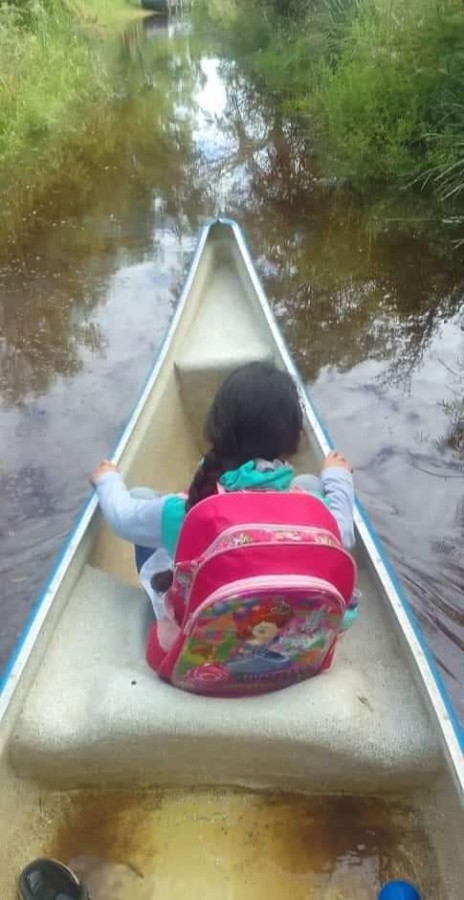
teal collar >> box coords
[219,459,294,492]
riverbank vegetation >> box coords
[0,0,144,239]
[201,0,464,241]
[3,0,464,248]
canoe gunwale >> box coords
[230,219,464,800]
[1,217,463,804]
[0,224,210,730]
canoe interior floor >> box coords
[1,224,459,897]
[8,240,443,792]
[1,786,445,899]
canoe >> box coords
[0,218,463,897]
[141,0,177,13]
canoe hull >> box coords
[0,219,463,897]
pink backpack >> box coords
[146,491,356,696]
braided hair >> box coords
[185,362,302,512]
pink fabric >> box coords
[146,492,356,684]
[187,542,354,609]
[177,491,341,560]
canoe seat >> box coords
[174,258,274,441]
[10,564,441,789]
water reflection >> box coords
[0,260,105,406]
[142,12,188,40]
[1,21,463,721]
[205,67,464,382]
[310,341,464,708]
[204,64,464,715]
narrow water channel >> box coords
[1,15,463,722]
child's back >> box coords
[92,362,357,695]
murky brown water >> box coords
[0,14,463,732]
[4,787,443,898]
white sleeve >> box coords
[94,471,170,548]
[320,467,355,549]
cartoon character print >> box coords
[209,531,254,554]
[273,608,330,656]
[169,562,195,610]
[173,589,344,692]
[225,600,294,675]
[208,526,339,554]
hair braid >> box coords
[185,448,227,513]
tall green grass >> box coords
[0,3,107,167]
[206,0,464,220]
[317,0,464,192]
[0,0,140,237]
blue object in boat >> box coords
[378,881,421,900]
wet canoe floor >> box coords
[10,789,442,898]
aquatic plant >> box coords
[205,0,464,239]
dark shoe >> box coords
[18,858,90,900]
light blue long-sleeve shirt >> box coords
[94,465,355,552]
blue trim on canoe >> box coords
[226,216,464,752]
[0,221,214,695]
[355,495,464,750]
[3,216,463,758]
[0,489,95,693]
[1,344,167,692]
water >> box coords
[0,17,463,728]
[8,788,443,898]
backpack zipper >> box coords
[197,522,342,564]
[187,533,354,606]
[184,575,345,635]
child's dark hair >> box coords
[186,361,302,512]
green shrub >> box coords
[317,0,464,189]
[212,0,464,221]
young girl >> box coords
[92,362,354,618]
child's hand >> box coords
[91,460,119,485]
[322,450,353,473]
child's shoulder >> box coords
[161,494,187,557]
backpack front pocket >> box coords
[170,576,345,696]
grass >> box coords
[3,0,464,243]
[201,0,464,232]
[0,0,145,240]
[316,0,464,188]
